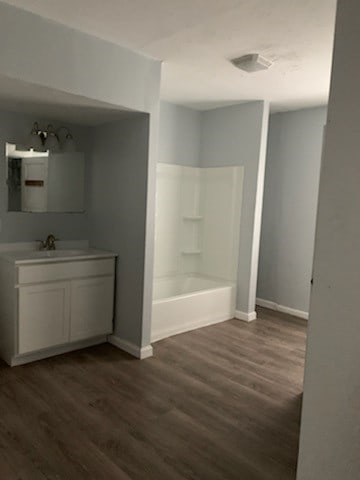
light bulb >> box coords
[62,133,76,152]
[27,122,44,151]
[44,125,60,152]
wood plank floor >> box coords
[0,307,306,480]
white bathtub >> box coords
[151,275,236,342]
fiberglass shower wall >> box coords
[154,163,244,285]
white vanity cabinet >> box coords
[18,281,71,354]
[0,250,116,366]
[70,276,114,342]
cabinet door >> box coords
[18,282,70,354]
[70,276,114,342]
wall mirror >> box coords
[6,143,85,213]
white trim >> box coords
[256,298,309,320]
[108,335,153,359]
[255,298,277,310]
[277,305,309,320]
[151,314,232,343]
[235,310,257,322]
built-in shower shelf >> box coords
[181,250,202,255]
[182,215,203,221]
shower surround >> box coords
[152,163,243,341]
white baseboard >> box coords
[255,298,277,310]
[256,298,309,320]
[108,335,153,359]
[235,310,257,322]
[11,335,107,366]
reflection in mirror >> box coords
[6,143,85,213]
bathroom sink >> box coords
[0,248,117,265]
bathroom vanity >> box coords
[0,249,116,366]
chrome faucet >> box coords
[39,234,58,251]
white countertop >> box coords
[0,248,117,265]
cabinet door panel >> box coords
[70,276,114,342]
[18,282,70,354]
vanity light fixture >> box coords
[43,124,60,152]
[28,122,44,151]
[27,123,76,153]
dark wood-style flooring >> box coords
[0,307,306,480]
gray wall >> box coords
[158,102,201,167]
[297,0,360,477]
[257,107,327,313]
[89,115,150,346]
[0,110,91,243]
[157,101,269,316]
[200,101,269,315]
[0,1,161,353]
[0,2,160,113]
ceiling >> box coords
[2,0,337,112]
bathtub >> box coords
[151,275,236,342]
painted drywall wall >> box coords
[0,110,91,242]
[257,107,327,315]
[158,102,201,167]
[47,152,85,213]
[0,2,161,352]
[297,0,360,478]
[0,2,160,114]
[88,115,150,347]
[140,102,160,348]
[200,101,269,317]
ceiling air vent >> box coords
[231,53,273,73]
